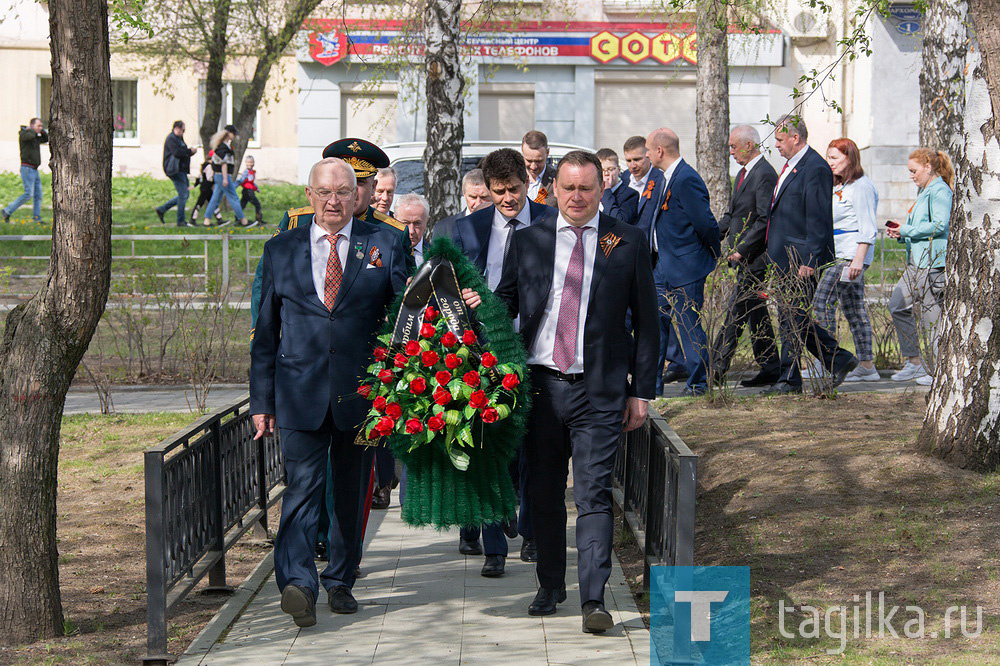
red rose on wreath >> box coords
[433,387,451,405]
[435,370,452,386]
[373,396,387,412]
[424,306,438,321]
[405,340,421,356]
[405,418,424,434]
[428,414,446,432]
[421,350,440,367]
[373,347,388,361]
[367,428,380,440]
[410,377,427,394]
[378,369,394,384]
[445,353,462,370]
[462,330,477,345]
[357,384,372,398]
[481,407,499,424]
[441,331,459,348]
[374,416,395,435]
[386,402,402,419]
[480,352,497,368]
[469,390,488,409]
[502,373,520,390]
[463,371,481,387]
[420,323,436,338]
[394,353,408,368]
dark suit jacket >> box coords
[431,211,463,243]
[451,200,555,273]
[647,159,721,288]
[718,157,778,274]
[495,213,659,411]
[631,167,665,242]
[601,182,639,226]
[250,220,407,432]
[747,146,834,273]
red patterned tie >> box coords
[766,162,790,242]
[552,226,588,373]
[735,167,746,192]
[323,233,343,310]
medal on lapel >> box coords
[661,189,671,211]
[355,241,364,260]
[599,232,622,258]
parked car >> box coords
[382,140,593,199]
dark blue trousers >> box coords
[526,372,622,606]
[274,412,373,600]
[656,278,709,393]
[460,523,508,556]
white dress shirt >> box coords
[527,166,548,200]
[310,219,353,304]
[773,143,809,199]
[528,213,599,373]
[628,167,652,195]
[740,153,764,184]
[650,158,684,252]
[486,202,532,291]
[413,238,424,266]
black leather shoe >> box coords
[831,356,859,389]
[520,538,538,562]
[354,566,365,579]
[481,555,506,577]
[280,584,316,627]
[328,585,359,614]
[761,382,802,396]
[740,372,780,388]
[154,207,165,224]
[528,586,567,616]
[459,538,483,555]
[681,386,706,397]
[372,485,391,510]
[582,601,614,633]
[662,368,690,384]
[501,518,519,539]
[314,542,328,562]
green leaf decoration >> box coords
[495,404,511,420]
[463,404,476,420]
[448,447,470,471]
[444,410,463,426]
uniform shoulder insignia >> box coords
[288,205,315,216]
[373,208,406,231]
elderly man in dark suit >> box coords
[596,148,638,226]
[432,168,492,241]
[475,150,657,633]
[250,157,407,626]
[742,116,858,394]
[711,125,781,387]
[644,128,721,396]
[450,147,553,572]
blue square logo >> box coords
[650,566,752,665]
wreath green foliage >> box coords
[377,236,531,528]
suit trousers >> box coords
[712,269,780,378]
[656,279,709,393]
[526,372,623,606]
[774,274,855,387]
[459,446,532,556]
[274,410,373,600]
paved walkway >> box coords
[65,375,928,415]
[178,498,649,665]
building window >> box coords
[39,76,52,126]
[112,80,139,141]
[198,82,261,147]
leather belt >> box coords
[530,364,585,382]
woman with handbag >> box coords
[885,148,954,385]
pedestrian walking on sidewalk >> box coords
[3,117,48,223]
[154,120,198,227]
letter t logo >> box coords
[674,590,729,641]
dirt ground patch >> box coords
[0,413,272,665]
[639,392,1000,663]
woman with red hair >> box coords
[806,138,880,382]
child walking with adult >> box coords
[235,154,263,227]
[810,138,881,382]
[202,125,251,228]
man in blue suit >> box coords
[450,147,553,573]
[250,158,407,626]
[741,116,858,394]
[644,128,721,396]
[596,148,638,226]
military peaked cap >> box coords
[322,137,390,179]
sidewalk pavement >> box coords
[64,374,929,415]
[177,496,650,665]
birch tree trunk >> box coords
[423,0,465,223]
[696,0,731,220]
[918,0,969,151]
[0,0,112,644]
[918,0,1000,471]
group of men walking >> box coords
[248,116,859,635]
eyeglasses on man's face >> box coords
[310,188,356,201]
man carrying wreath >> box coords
[250,158,407,626]
[463,150,658,633]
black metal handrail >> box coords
[613,410,697,586]
[143,394,285,665]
